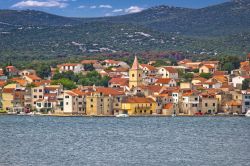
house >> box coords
[180,82,192,89]
[155,78,176,87]
[64,89,87,114]
[192,77,207,85]
[11,78,28,87]
[202,61,219,70]
[23,74,42,84]
[31,86,44,109]
[1,84,25,112]
[222,100,242,114]
[202,80,222,89]
[180,91,200,115]
[103,60,121,67]
[158,67,178,79]
[86,87,125,115]
[6,66,19,76]
[200,93,218,114]
[108,77,129,88]
[139,64,157,75]
[19,69,36,76]
[57,63,84,73]
[242,90,250,113]
[121,97,157,115]
[232,76,250,88]
[199,64,216,74]
[81,60,99,65]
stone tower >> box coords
[129,56,143,89]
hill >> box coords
[0,0,250,65]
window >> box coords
[132,74,135,77]
[91,99,93,102]
[79,102,82,105]
[205,103,208,107]
[39,89,42,92]
[34,89,37,92]
[66,102,68,105]
[37,103,41,107]
[39,95,43,98]
[65,96,69,98]
[213,103,216,106]
[91,105,93,108]
[34,95,37,98]
[245,102,250,105]
[195,98,198,101]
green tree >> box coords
[36,63,51,78]
[199,73,212,79]
[222,62,234,72]
[51,78,77,90]
[242,79,250,90]
[84,64,95,71]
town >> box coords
[0,54,250,116]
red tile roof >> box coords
[2,88,15,93]
[26,74,41,81]
[96,87,125,96]
[156,78,172,84]
[163,103,173,109]
[203,64,214,69]
[164,67,177,73]
[140,64,156,71]
[123,97,155,103]
[81,60,98,64]
[109,78,129,86]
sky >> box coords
[0,0,229,17]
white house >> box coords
[158,67,178,79]
[242,90,250,113]
[232,76,250,88]
[58,63,84,73]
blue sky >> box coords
[0,0,229,17]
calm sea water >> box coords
[0,115,249,166]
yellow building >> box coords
[121,97,157,115]
[86,87,125,115]
[129,56,143,89]
[1,84,17,111]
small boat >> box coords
[245,110,250,117]
[27,112,35,116]
[116,114,129,118]
[7,111,17,115]
[171,114,176,117]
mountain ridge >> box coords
[0,0,250,64]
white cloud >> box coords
[99,5,112,9]
[104,13,112,17]
[90,5,96,9]
[78,5,85,9]
[12,0,68,8]
[125,6,144,14]
[112,9,123,13]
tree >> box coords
[242,79,250,90]
[182,73,194,82]
[36,63,51,79]
[84,64,95,71]
[199,73,212,79]
[51,78,77,90]
[222,62,234,73]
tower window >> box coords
[132,74,135,77]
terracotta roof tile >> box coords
[123,97,155,103]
